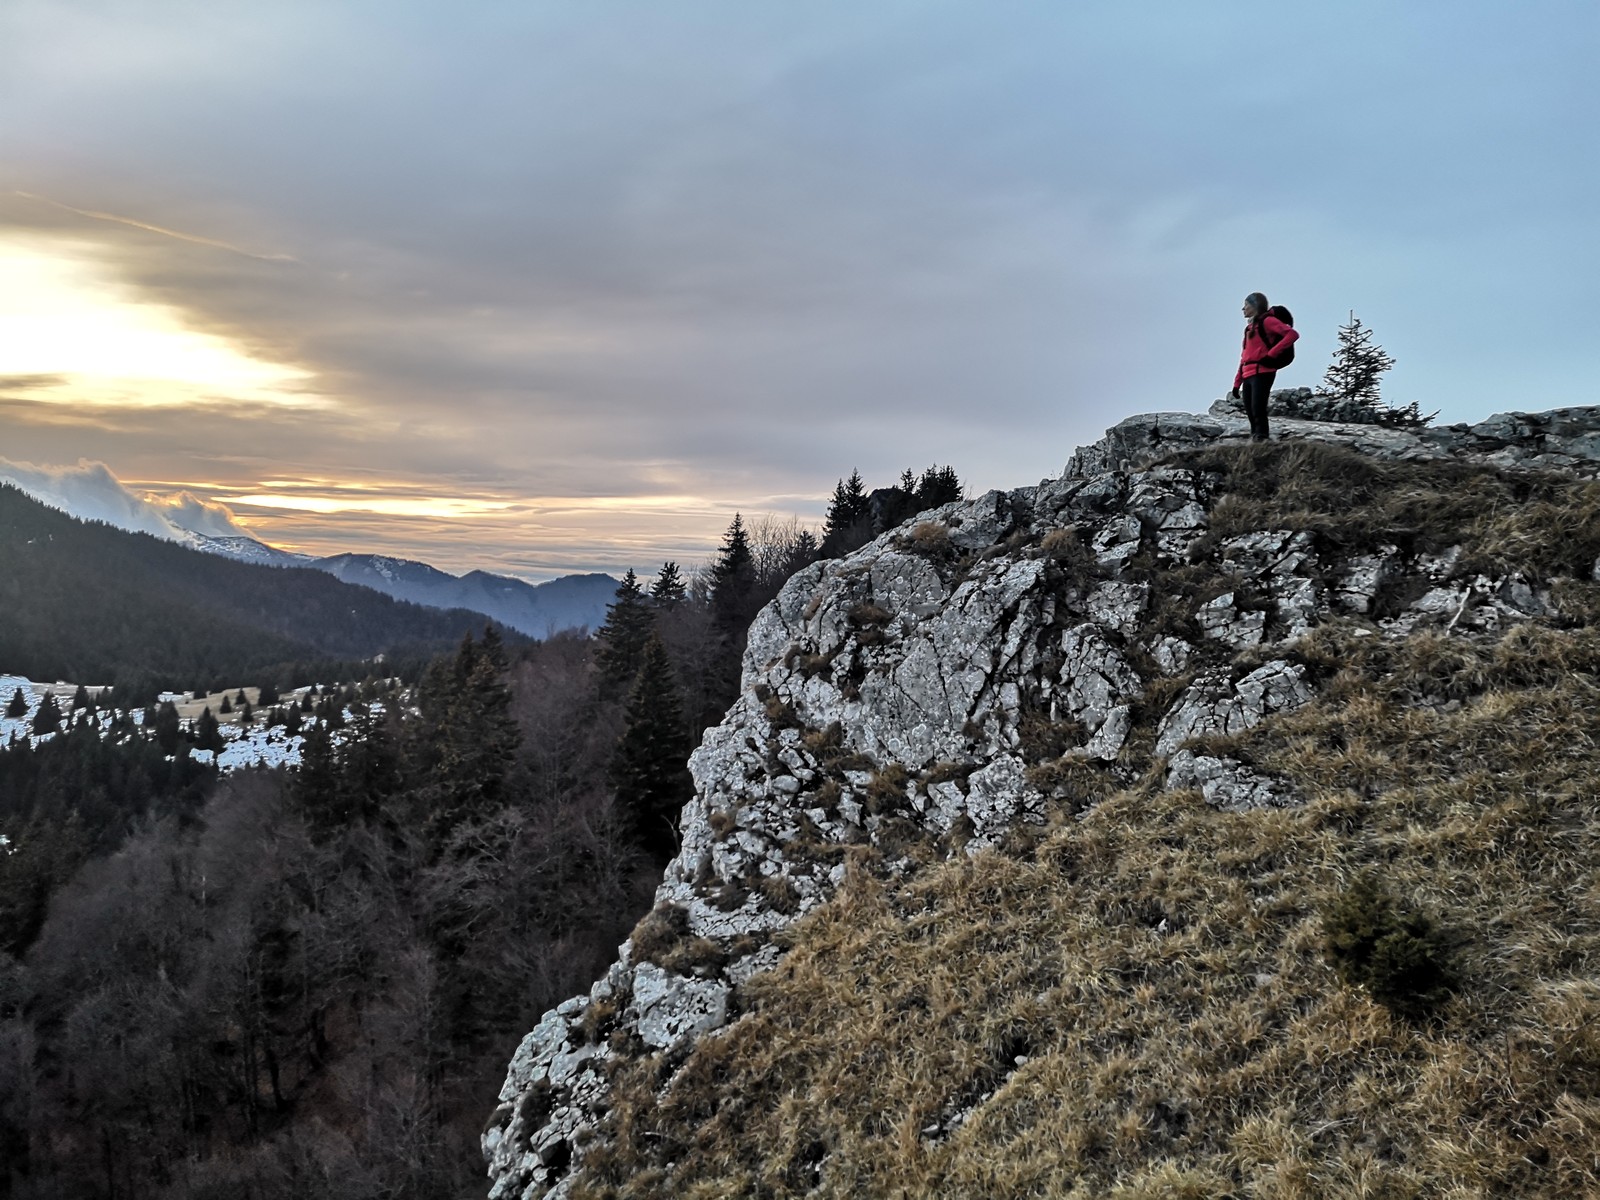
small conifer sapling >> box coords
[1320,311,1429,427]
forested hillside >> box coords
[0,484,518,698]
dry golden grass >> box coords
[575,623,1600,1198]
[905,521,955,558]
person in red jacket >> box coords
[1230,292,1298,441]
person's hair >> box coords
[1244,292,1269,319]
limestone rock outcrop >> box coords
[1067,396,1600,479]
[484,401,1600,1199]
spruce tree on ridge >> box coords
[612,633,692,859]
[650,561,687,606]
[821,471,870,557]
[596,569,656,692]
[711,514,756,636]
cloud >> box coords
[0,456,253,542]
[0,373,68,392]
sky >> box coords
[1,1,1594,582]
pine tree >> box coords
[220,693,233,715]
[152,701,180,753]
[235,688,248,706]
[1321,311,1397,407]
[612,635,693,859]
[338,704,401,822]
[195,706,225,753]
[258,681,279,707]
[411,630,521,847]
[650,561,687,606]
[596,569,656,691]
[5,689,26,719]
[784,529,819,577]
[293,718,344,834]
[821,471,871,557]
[31,694,62,736]
[914,465,963,509]
[711,514,757,635]
[238,700,254,727]
[71,684,90,711]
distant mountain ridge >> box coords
[177,531,313,567]
[149,538,617,638]
[0,461,616,637]
[0,482,522,696]
[306,556,616,637]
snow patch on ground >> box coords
[0,671,376,770]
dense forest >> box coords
[0,468,960,1199]
[0,483,520,700]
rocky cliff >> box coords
[484,401,1600,1199]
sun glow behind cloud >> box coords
[0,234,317,408]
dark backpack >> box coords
[1254,305,1295,369]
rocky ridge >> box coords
[483,401,1600,1199]
[1069,392,1600,480]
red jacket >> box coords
[1233,315,1299,388]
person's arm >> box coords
[1260,316,1299,360]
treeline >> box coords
[0,483,517,700]
[0,465,962,1198]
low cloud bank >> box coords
[0,456,251,542]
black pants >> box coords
[1242,372,1275,440]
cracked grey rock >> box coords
[1058,624,1143,729]
[1152,636,1193,676]
[945,489,1021,550]
[1416,545,1463,580]
[1091,513,1143,569]
[630,963,731,1051]
[1196,593,1266,649]
[1066,411,1232,477]
[1125,468,1209,558]
[1155,661,1313,757]
[1338,548,1399,614]
[1497,574,1549,617]
[1271,576,1321,639]
[1086,580,1149,636]
[1071,403,1600,480]
[1222,530,1316,578]
[962,754,1039,848]
[1166,750,1298,811]
[1074,704,1131,761]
